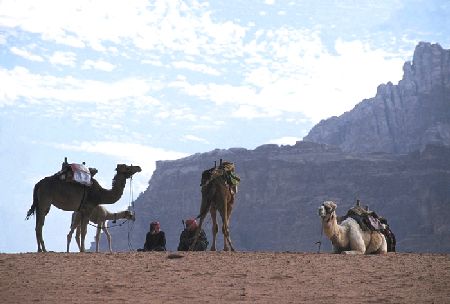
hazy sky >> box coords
[1,0,449,253]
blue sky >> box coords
[1,0,449,253]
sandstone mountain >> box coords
[304,42,450,153]
[94,42,450,253]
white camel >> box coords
[67,205,135,253]
[318,201,387,254]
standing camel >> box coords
[318,201,387,254]
[191,163,237,251]
[67,205,135,253]
[26,164,141,252]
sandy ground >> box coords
[1,251,449,304]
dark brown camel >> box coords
[191,166,236,251]
[26,164,141,252]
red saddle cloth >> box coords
[68,163,92,186]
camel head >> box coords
[318,201,337,222]
[116,164,142,179]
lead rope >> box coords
[316,222,323,253]
[127,176,135,251]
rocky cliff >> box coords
[304,42,450,153]
[93,42,450,253]
[96,142,450,253]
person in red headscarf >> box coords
[177,218,208,251]
[143,221,166,251]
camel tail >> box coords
[26,183,39,220]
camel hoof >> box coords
[210,247,216,251]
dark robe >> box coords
[144,231,166,251]
[177,229,208,251]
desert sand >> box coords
[1,251,449,303]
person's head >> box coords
[185,218,198,231]
[150,221,160,233]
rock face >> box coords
[94,42,450,253]
[304,42,450,153]
[96,142,450,253]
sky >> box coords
[1,0,449,253]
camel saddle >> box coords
[59,163,93,186]
[200,161,240,190]
[340,202,396,252]
[339,205,383,232]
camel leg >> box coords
[218,195,233,252]
[102,226,112,253]
[210,208,218,251]
[67,212,80,253]
[95,224,102,253]
[35,210,47,252]
[79,215,89,252]
[67,227,76,253]
[224,197,235,252]
[343,231,365,254]
[222,221,234,252]
[75,226,82,251]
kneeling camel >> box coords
[318,201,387,254]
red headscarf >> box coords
[150,221,160,232]
[185,219,197,231]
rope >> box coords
[315,221,323,253]
[127,176,135,251]
[88,219,130,229]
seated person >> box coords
[143,221,166,251]
[177,219,208,251]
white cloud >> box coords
[268,136,302,146]
[10,47,44,62]
[82,59,116,72]
[172,61,220,76]
[0,66,152,105]
[170,35,405,122]
[49,51,77,67]
[0,0,408,123]
[0,0,247,57]
[182,134,209,144]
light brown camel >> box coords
[26,164,141,252]
[67,205,135,253]
[191,166,236,251]
[318,201,387,254]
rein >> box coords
[88,219,130,229]
[127,176,135,251]
[316,220,323,253]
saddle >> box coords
[58,158,97,186]
[339,200,396,252]
[200,160,240,193]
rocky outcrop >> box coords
[96,142,450,253]
[93,42,450,254]
[304,42,450,153]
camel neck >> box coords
[322,216,341,241]
[98,173,128,204]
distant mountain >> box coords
[304,42,450,153]
[93,42,450,253]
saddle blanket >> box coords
[69,163,92,186]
